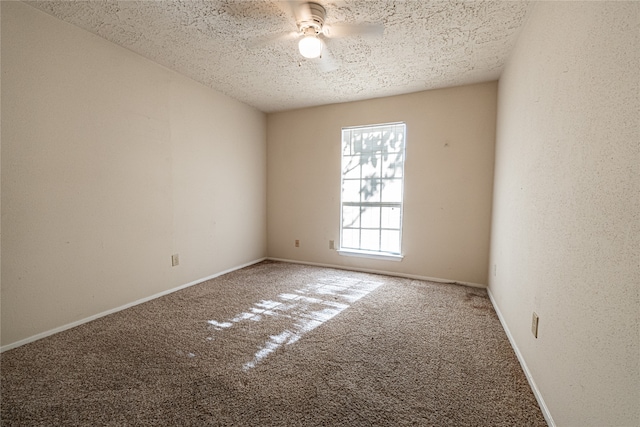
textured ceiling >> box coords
[27,0,531,113]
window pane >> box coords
[342,205,360,228]
[381,206,401,229]
[361,178,381,203]
[381,179,402,203]
[342,180,361,203]
[361,230,380,251]
[342,156,361,179]
[383,151,403,178]
[342,130,352,155]
[381,230,400,253]
[361,206,380,228]
[382,128,396,150]
[342,229,360,249]
[361,131,381,153]
[352,133,363,153]
[361,154,381,178]
[385,127,404,153]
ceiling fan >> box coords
[253,1,384,71]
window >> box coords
[339,122,406,259]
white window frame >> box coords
[338,122,406,261]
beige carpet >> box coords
[1,261,546,426]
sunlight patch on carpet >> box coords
[205,276,383,371]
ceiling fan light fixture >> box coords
[298,35,323,59]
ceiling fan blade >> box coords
[314,41,339,73]
[247,31,299,49]
[324,23,384,38]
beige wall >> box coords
[267,82,497,285]
[1,2,267,348]
[490,2,639,426]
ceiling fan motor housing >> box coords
[299,2,326,35]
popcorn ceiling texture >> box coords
[27,0,530,112]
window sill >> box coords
[337,249,404,262]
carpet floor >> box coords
[1,261,546,426]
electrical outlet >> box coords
[171,254,179,267]
[329,240,335,250]
[295,240,300,248]
[531,312,539,338]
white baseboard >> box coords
[2,256,554,427]
[266,257,487,289]
[0,257,266,353]
[486,288,555,427]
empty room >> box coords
[1,1,637,426]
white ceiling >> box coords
[27,0,531,113]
